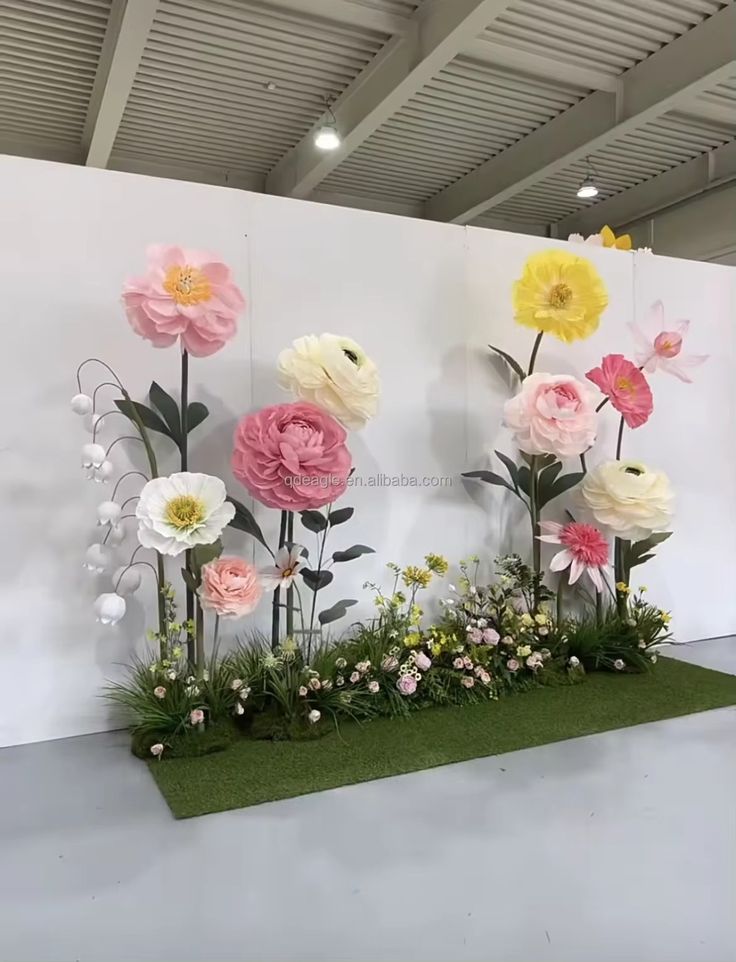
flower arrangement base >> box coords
[146,658,736,819]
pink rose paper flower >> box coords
[414,651,432,671]
[507,659,520,672]
[199,557,262,619]
[504,373,597,458]
[629,300,708,382]
[538,520,608,592]
[397,674,417,695]
[482,628,500,646]
[122,245,245,357]
[586,354,653,428]
[232,401,351,511]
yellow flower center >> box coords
[282,567,294,578]
[165,494,205,530]
[616,376,635,394]
[548,282,573,309]
[163,265,211,306]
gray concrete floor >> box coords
[1,639,735,962]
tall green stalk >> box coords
[180,349,195,665]
[526,331,544,610]
[613,415,628,615]
[271,510,288,649]
[285,511,294,638]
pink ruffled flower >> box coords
[482,628,500,646]
[629,301,708,382]
[461,676,475,689]
[198,557,262,619]
[414,651,432,672]
[586,354,653,429]
[122,245,245,357]
[507,658,520,672]
[232,401,352,511]
[397,674,418,695]
[453,657,465,669]
[504,373,597,458]
[467,627,482,644]
[538,520,608,592]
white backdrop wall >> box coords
[1,155,734,747]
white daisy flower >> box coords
[259,544,305,591]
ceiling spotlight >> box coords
[314,99,340,151]
[576,157,599,199]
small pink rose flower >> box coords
[150,743,164,757]
[463,656,473,670]
[586,354,653,429]
[308,677,321,690]
[368,680,380,694]
[467,627,482,644]
[397,674,417,695]
[461,676,475,689]
[414,651,432,672]
[355,661,371,674]
[381,656,399,672]
[507,658,520,672]
[479,670,491,685]
[122,245,245,357]
[190,709,205,726]
[198,557,263,619]
[349,671,361,684]
[232,401,352,511]
[153,686,166,700]
[504,373,598,458]
[453,657,465,669]
[482,628,500,646]
[526,652,544,670]
[298,686,308,697]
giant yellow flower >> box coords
[512,249,609,343]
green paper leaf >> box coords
[332,544,375,563]
[226,496,268,549]
[181,568,199,593]
[300,510,328,533]
[488,344,525,381]
[114,398,174,441]
[328,506,354,527]
[149,381,182,446]
[186,401,209,434]
[191,539,222,572]
[517,466,531,497]
[301,568,334,592]
[540,471,585,507]
[462,470,515,493]
[318,599,357,626]
[494,450,520,490]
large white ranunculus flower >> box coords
[136,472,235,556]
[581,460,673,541]
[277,333,379,430]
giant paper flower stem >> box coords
[271,510,288,649]
[526,334,543,609]
[614,414,627,611]
[286,511,294,637]
[180,348,195,665]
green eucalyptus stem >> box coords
[180,349,196,666]
[271,510,288,650]
[119,385,167,646]
[286,511,294,638]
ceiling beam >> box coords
[252,0,412,36]
[265,0,512,199]
[84,0,159,168]
[425,3,736,224]
[463,38,619,92]
[557,140,736,236]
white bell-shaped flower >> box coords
[106,523,126,545]
[83,543,114,573]
[94,592,126,625]
[83,412,101,434]
[81,443,106,468]
[113,565,142,597]
[94,460,114,483]
[97,501,121,526]
[71,393,93,415]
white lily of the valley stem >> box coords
[71,393,93,415]
[94,592,126,625]
[97,501,122,526]
[113,565,142,596]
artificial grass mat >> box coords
[149,657,736,819]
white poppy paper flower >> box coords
[84,543,114,573]
[113,565,142,596]
[135,472,235,557]
[94,592,126,625]
[71,393,94,415]
[581,460,673,542]
[97,501,122,526]
[277,333,379,429]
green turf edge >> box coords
[148,658,736,819]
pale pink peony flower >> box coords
[586,354,653,429]
[232,401,351,511]
[122,245,245,357]
[349,671,361,684]
[467,627,482,644]
[628,300,708,382]
[479,670,491,685]
[368,680,380,694]
[504,373,598,458]
[153,686,166,699]
[461,676,475,688]
[482,628,500,646]
[198,557,262,619]
[190,709,205,726]
[538,520,608,592]
[355,660,371,674]
[414,651,432,672]
[397,674,417,695]
[526,652,544,670]
[507,658,520,672]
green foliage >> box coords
[226,495,269,549]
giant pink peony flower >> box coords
[232,401,352,511]
[198,556,262,619]
[122,245,245,357]
[504,373,597,458]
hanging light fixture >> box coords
[314,100,341,151]
[576,157,599,199]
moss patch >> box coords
[149,658,736,819]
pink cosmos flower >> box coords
[122,245,245,357]
[629,301,708,382]
[232,401,351,511]
[482,628,500,646]
[397,674,417,695]
[504,373,598,458]
[538,520,608,592]
[198,557,262,619]
[586,355,653,429]
[414,651,432,672]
